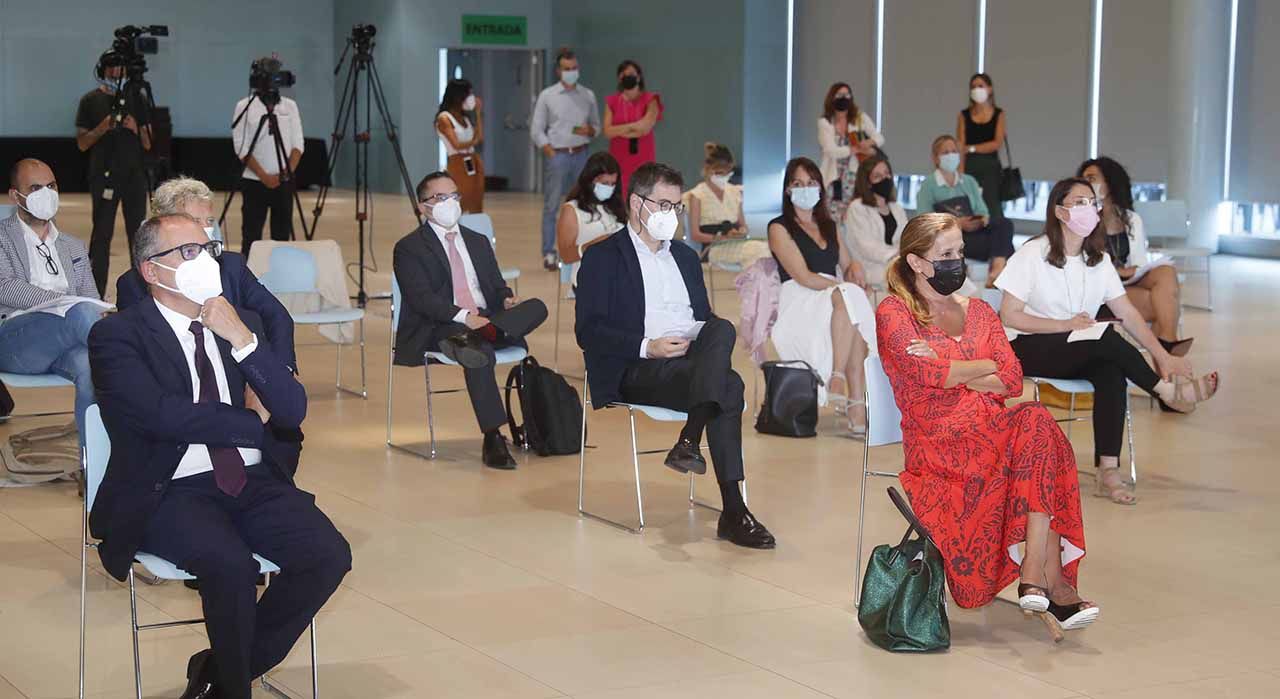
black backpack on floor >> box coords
[504,356,583,456]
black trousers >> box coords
[963,216,1016,262]
[428,299,549,432]
[88,172,148,297]
[240,178,295,256]
[1011,326,1160,461]
[140,469,351,699]
[966,152,1005,223]
[618,317,746,484]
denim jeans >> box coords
[541,149,589,255]
[0,302,101,442]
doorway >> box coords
[442,48,545,193]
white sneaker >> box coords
[543,253,557,270]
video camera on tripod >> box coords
[97,25,167,119]
[249,56,296,109]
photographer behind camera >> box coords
[76,50,153,297]
[232,56,304,255]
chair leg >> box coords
[79,500,88,699]
[128,570,143,699]
[336,320,368,399]
[1067,392,1076,440]
[425,362,437,459]
[310,619,319,698]
[629,408,646,531]
[1125,394,1137,488]
[854,432,871,608]
[577,393,590,515]
[385,342,396,446]
[554,286,562,372]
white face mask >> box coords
[789,185,821,212]
[152,251,224,305]
[642,202,679,241]
[561,69,579,86]
[431,197,462,228]
[15,187,59,221]
[938,152,962,173]
[710,173,731,189]
[592,182,616,201]
[970,87,989,104]
[462,95,477,111]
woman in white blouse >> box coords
[556,151,625,285]
[996,178,1220,505]
[1077,157,1191,356]
[817,82,885,224]
[842,156,907,288]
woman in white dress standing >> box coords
[768,157,876,434]
[556,151,625,286]
[843,155,907,289]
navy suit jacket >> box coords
[116,251,297,370]
[87,298,307,581]
[575,227,712,407]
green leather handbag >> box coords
[857,488,950,652]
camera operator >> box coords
[76,52,152,297]
[231,57,305,255]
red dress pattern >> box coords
[875,296,1086,608]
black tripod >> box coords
[108,72,158,194]
[311,33,420,308]
[218,93,312,243]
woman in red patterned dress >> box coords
[875,212,1098,631]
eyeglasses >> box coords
[1061,197,1100,209]
[420,192,462,204]
[147,240,223,262]
[34,242,59,276]
[637,194,685,215]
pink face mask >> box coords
[1063,205,1099,237]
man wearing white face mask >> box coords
[575,162,775,549]
[394,172,548,469]
[0,158,103,441]
[532,47,600,270]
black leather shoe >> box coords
[439,332,491,369]
[482,431,517,470]
[717,510,777,549]
[179,649,217,699]
[663,438,707,475]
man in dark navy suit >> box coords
[88,214,350,699]
[575,162,774,549]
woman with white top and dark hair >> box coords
[1077,156,1192,356]
[842,155,907,288]
[817,82,885,224]
[556,151,625,285]
[996,178,1221,506]
[956,73,1006,223]
[436,78,485,212]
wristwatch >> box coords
[968,145,976,154]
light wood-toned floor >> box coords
[1,191,1276,699]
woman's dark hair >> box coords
[1077,156,1134,234]
[781,157,837,246]
[616,59,645,91]
[968,72,997,108]
[854,156,894,206]
[1039,177,1106,268]
[821,82,859,122]
[566,151,626,223]
[437,79,473,126]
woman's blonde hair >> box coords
[703,141,734,175]
[885,212,960,325]
[151,176,213,216]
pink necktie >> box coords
[445,231,479,314]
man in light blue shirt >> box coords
[531,48,600,269]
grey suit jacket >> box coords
[0,213,99,321]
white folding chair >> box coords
[1134,199,1212,311]
[385,275,527,459]
[77,405,318,699]
[459,213,521,295]
[257,245,367,398]
[577,372,745,533]
[0,372,75,421]
[1027,377,1137,488]
[853,355,905,607]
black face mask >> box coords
[619,74,639,91]
[832,96,852,112]
[871,178,894,200]
[925,258,966,296]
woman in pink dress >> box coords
[604,60,663,195]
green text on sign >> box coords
[461,15,527,45]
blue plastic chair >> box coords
[385,275,527,460]
[459,213,521,294]
[552,260,582,378]
[0,371,75,422]
[576,371,746,534]
[77,405,318,699]
[258,245,367,399]
[853,354,904,607]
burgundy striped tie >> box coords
[189,321,247,497]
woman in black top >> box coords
[768,157,876,435]
[956,73,1007,222]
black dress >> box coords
[769,215,839,283]
[962,106,1005,221]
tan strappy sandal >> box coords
[1095,467,1136,505]
[1161,372,1220,414]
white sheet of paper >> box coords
[1123,256,1174,286]
[8,295,113,320]
[1067,322,1110,343]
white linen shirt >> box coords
[153,298,262,479]
[232,95,305,182]
[995,236,1127,340]
[19,217,69,294]
[428,220,487,323]
[630,229,697,358]
[530,82,600,150]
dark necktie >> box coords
[189,321,247,497]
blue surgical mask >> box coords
[96,77,118,93]
[789,186,821,211]
[939,152,961,173]
[204,225,223,243]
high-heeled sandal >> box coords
[1018,582,1050,613]
[1160,372,1220,414]
[1047,599,1100,631]
[1094,467,1137,506]
[845,399,867,438]
[828,371,852,415]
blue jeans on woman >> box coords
[0,301,101,442]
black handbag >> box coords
[754,360,822,438]
[998,135,1025,202]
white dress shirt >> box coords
[19,218,69,294]
[428,220,487,323]
[630,229,696,358]
[154,299,263,480]
[232,95,305,182]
